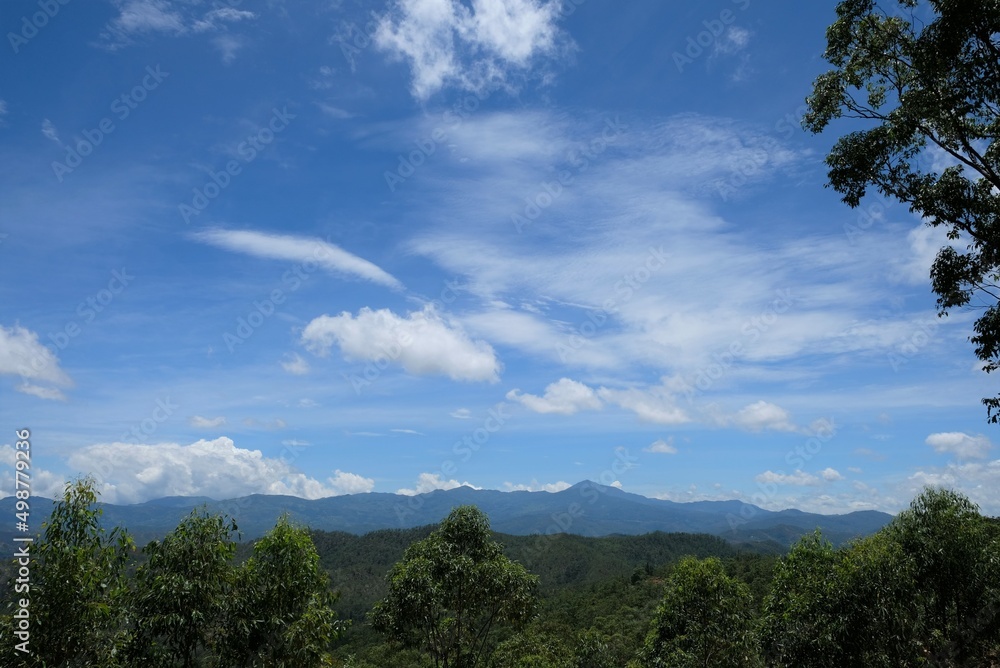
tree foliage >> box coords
[804,0,1000,420]
[762,488,1000,666]
[2,477,134,667]
[217,514,346,667]
[370,505,539,668]
[128,509,239,667]
[636,556,761,668]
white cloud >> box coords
[503,479,571,492]
[41,119,59,143]
[194,229,402,289]
[281,353,310,375]
[397,472,480,495]
[729,400,797,432]
[0,445,65,499]
[391,428,424,435]
[190,415,226,428]
[16,383,67,401]
[755,470,821,486]
[820,467,844,481]
[106,0,185,39]
[327,469,375,495]
[0,324,73,399]
[65,437,369,504]
[925,432,992,461]
[714,26,751,55]
[450,408,472,419]
[645,438,678,454]
[506,377,601,415]
[212,34,246,64]
[101,0,256,49]
[374,0,566,100]
[597,385,689,425]
[302,306,501,382]
[906,459,1000,515]
[192,7,256,33]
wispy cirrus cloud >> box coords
[193,229,403,290]
[99,0,256,59]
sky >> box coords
[1,0,998,517]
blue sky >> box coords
[2,0,997,515]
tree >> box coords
[1,477,134,667]
[636,556,761,668]
[762,490,1000,666]
[885,487,1000,663]
[369,505,538,668]
[217,515,347,667]
[804,0,1000,420]
[128,509,238,667]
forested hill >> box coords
[311,526,778,623]
[0,480,892,547]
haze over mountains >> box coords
[4,481,892,547]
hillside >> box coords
[0,480,892,549]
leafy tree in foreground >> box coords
[217,515,347,667]
[886,487,1000,663]
[804,0,1000,420]
[127,509,238,667]
[370,505,538,668]
[636,556,761,668]
[762,488,1000,666]
[1,477,134,667]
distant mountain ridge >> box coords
[1,480,893,547]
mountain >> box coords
[0,481,893,547]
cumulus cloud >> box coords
[397,472,480,495]
[906,459,1000,514]
[645,438,678,454]
[450,408,473,419]
[190,415,226,428]
[729,400,797,432]
[925,432,992,461]
[327,469,376,495]
[302,306,501,382]
[194,229,402,289]
[506,378,601,415]
[0,324,73,400]
[502,479,571,492]
[0,445,65,499]
[374,0,567,99]
[820,467,844,481]
[65,437,370,504]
